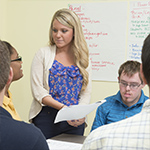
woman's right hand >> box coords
[67,118,85,127]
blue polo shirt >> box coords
[91,90,148,131]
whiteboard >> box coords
[69,1,150,81]
[127,1,150,62]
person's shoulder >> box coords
[13,120,42,136]
[15,121,49,149]
[84,107,150,149]
[103,95,116,104]
[96,94,117,111]
[141,89,149,99]
[0,115,49,150]
[36,46,50,55]
[144,94,149,100]
[97,98,113,112]
[142,99,150,110]
[38,45,56,53]
[104,92,120,103]
[34,45,56,60]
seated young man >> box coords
[0,40,49,150]
[82,34,150,150]
[91,60,148,131]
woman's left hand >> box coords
[67,117,85,127]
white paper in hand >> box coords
[54,100,106,123]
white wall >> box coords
[0,0,7,38]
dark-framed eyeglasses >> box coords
[119,81,142,90]
[11,56,22,62]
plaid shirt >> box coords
[82,99,150,150]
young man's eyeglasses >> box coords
[119,81,142,90]
[11,56,22,62]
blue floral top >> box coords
[48,60,83,106]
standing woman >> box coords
[29,8,92,139]
[2,41,23,121]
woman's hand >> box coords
[67,117,85,127]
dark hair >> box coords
[118,60,143,83]
[0,40,10,91]
[2,41,14,55]
[141,34,150,86]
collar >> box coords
[142,99,150,113]
[0,106,12,118]
[115,90,147,107]
[2,90,12,106]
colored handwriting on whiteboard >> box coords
[69,5,100,24]
[129,1,150,39]
[128,44,142,60]
[69,4,115,71]
[90,57,115,71]
[131,9,150,19]
[132,1,150,8]
[69,4,108,47]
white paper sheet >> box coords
[47,139,83,150]
[54,100,106,123]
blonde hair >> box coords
[49,8,89,91]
